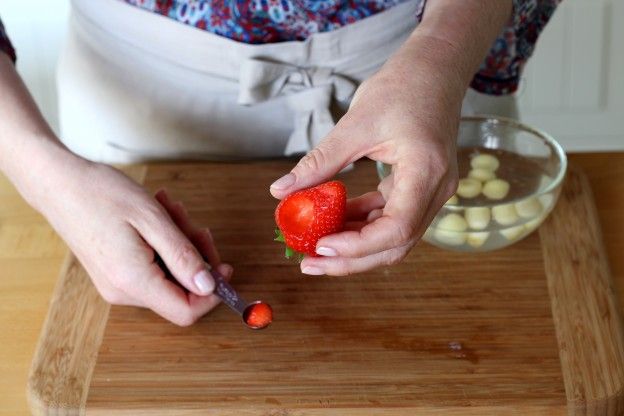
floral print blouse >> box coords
[0,0,561,95]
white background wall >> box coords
[518,0,624,151]
[2,0,70,134]
[1,0,623,151]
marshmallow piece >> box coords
[468,168,496,182]
[465,207,491,230]
[437,213,468,231]
[467,232,490,248]
[515,197,543,218]
[434,229,467,246]
[482,179,510,200]
[492,203,519,226]
[434,213,468,246]
[470,154,500,171]
[500,225,526,241]
[445,195,459,205]
[457,178,482,199]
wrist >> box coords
[376,39,466,130]
[408,33,472,96]
[3,133,90,213]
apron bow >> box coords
[238,57,357,156]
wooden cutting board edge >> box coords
[25,163,624,415]
[540,164,624,415]
[26,165,146,416]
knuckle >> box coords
[172,243,200,271]
[325,259,354,277]
[297,146,331,174]
[135,199,166,227]
[334,265,355,277]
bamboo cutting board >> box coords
[27,161,624,415]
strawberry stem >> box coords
[275,229,304,262]
[274,229,285,242]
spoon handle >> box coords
[211,269,248,315]
[155,254,247,315]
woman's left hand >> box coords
[269,42,464,275]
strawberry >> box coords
[243,302,273,329]
[274,180,347,258]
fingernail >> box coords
[316,247,337,257]
[270,173,295,190]
[302,266,325,276]
[193,270,215,294]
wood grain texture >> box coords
[0,172,66,416]
[25,166,147,416]
[569,154,624,318]
[540,164,624,415]
[17,160,624,415]
[26,255,110,416]
[1,153,622,416]
[87,160,570,415]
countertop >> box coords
[1,153,623,415]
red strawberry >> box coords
[274,180,347,258]
[243,302,273,329]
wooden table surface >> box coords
[1,153,623,415]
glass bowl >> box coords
[377,115,567,252]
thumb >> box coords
[134,210,215,297]
[270,135,358,199]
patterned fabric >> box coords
[0,18,16,62]
[468,0,564,95]
[0,1,562,94]
[125,0,562,95]
[125,0,406,43]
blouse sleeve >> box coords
[0,17,17,63]
[417,0,563,96]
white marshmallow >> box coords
[465,207,491,230]
[434,213,468,246]
[492,203,519,226]
[500,225,526,241]
[468,168,496,182]
[437,213,468,231]
[467,232,490,248]
[434,229,467,246]
[470,154,500,171]
[457,178,482,199]
[482,179,510,200]
[515,197,543,218]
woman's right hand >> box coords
[33,156,232,326]
[1,53,230,326]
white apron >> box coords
[58,0,517,164]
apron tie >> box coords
[238,57,357,156]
